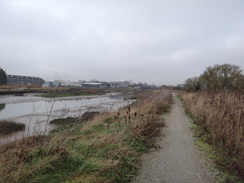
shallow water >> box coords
[0,93,134,144]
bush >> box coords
[184,64,244,91]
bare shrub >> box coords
[181,91,244,178]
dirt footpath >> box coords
[133,93,216,183]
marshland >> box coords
[1,64,244,183]
[0,90,136,145]
[0,89,172,183]
[1,1,244,182]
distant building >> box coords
[109,81,130,88]
[44,81,54,87]
[7,75,44,86]
[82,82,110,87]
[53,80,67,86]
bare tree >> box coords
[200,64,243,90]
[0,68,7,85]
[184,77,202,92]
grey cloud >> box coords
[0,0,244,85]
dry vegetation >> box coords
[0,90,172,183]
[181,91,244,181]
[0,120,25,135]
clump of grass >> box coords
[180,91,244,182]
[39,88,106,98]
[0,120,25,135]
[50,112,100,125]
[0,90,172,183]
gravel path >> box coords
[133,93,216,183]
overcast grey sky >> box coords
[0,0,244,85]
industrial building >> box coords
[7,75,44,86]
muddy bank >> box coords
[0,93,135,145]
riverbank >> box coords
[0,86,107,96]
[0,92,136,145]
[0,86,143,100]
[0,90,172,183]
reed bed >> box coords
[0,120,25,135]
[181,91,244,179]
[0,90,172,183]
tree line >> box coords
[0,68,7,85]
[184,64,244,91]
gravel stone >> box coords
[133,93,216,183]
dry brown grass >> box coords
[181,91,244,179]
[0,89,172,183]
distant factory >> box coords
[7,75,44,86]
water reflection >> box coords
[0,103,5,112]
[0,94,135,145]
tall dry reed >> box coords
[0,90,172,183]
[181,91,244,178]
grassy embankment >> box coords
[0,90,172,183]
[180,91,244,182]
[0,85,107,97]
[0,120,25,136]
[38,88,107,98]
[0,85,142,99]
[38,87,142,98]
[0,85,43,95]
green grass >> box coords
[0,90,172,183]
